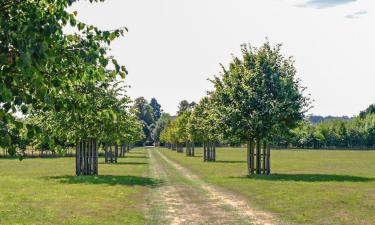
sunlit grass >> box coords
[0,148,156,225]
[160,147,375,225]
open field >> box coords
[0,148,157,225]
[160,147,375,225]
[1,147,375,225]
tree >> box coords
[152,113,172,146]
[177,100,195,115]
[212,42,310,175]
[0,0,127,162]
[131,97,155,144]
[188,96,221,160]
[150,98,162,121]
[360,104,375,118]
[160,119,179,151]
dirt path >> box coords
[146,148,279,225]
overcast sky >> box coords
[69,0,375,116]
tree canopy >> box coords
[0,0,140,161]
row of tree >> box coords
[274,106,375,149]
[0,0,144,175]
[160,42,309,175]
[131,97,172,146]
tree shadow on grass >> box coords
[213,160,246,163]
[124,155,149,159]
[99,162,148,165]
[230,173,375,182]
[185,155,202,158]
[48,175,163,187]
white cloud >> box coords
[345,9,368,18]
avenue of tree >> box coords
[2,0,374,178]
[161,43,309,175]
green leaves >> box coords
[211,42,309,141]
[0,84,13,103]
[77,22,85,31]
[0,0,132,153]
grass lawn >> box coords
[0,148,157,225]
[160,147,375,225]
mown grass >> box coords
[160,147,375,225]
[0,148,158,225]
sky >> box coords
[69,0,375,116]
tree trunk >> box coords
[247,140,251,174]
[203,142,207,161]
[114,144,118,163]
[93,139,98,175]
[266,143,271,175]
[256,137,261,174]
[110,145,113,163]
[262,141,266,174]
[76,139,81,176]
[76,138,98,176]
[213,143,216,161]
[105,143,109,163]
[250,140,254,174]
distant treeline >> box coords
[272,105,375,149]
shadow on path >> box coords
[47,175,163,187]
[231,173,374,182]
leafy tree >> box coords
[150,98,162,121]
[0,0,127,159]
[188,96,221,160]
[131,97,156,144]
[177,100,195,115]
[152,113,172,145]
[160,119,179,150]
[360,104,375,118]
[212,42,309,174]
[132,97,155,126]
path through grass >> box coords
[160,147,375,225]
[146,148,276,225]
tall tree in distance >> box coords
[150,98,162,121]
[132,97,155,126]
[177,100,196,115]
[131,97,166,145]
[359,104,375,118]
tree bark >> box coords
[247,140,251,175]
[262,141,266,174]
[76,140,81,176]
[115,144,118,163]
[256,137,261,174]
[266,143,271,175]
[203,142,207,161]
[105,143,109,163]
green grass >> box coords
[160,147,375,225]
[0,148,158,225]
